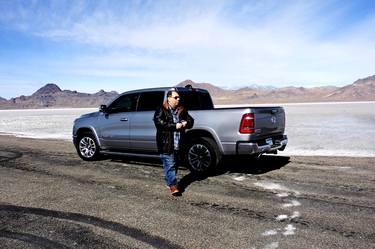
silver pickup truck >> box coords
[73,86,288,172]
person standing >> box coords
[153,89,194,196]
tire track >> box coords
[188,200,375,242]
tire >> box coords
[184,137,222,173]
[75,132,101,161]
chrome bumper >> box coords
[237,136,288,155]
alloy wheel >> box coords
[79,137,96,158]
[188,144,212,172]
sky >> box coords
[0,0,375,99]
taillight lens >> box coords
[240,113,254,133]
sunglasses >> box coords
[171,96,180,100]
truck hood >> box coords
[79,111,100,119]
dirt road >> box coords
[0,136,374,249]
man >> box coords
[153,89,194,196]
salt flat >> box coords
[1,102,375,157]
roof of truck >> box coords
[120,86,209,95]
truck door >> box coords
[98,93,139,150]
[130,91,165,153]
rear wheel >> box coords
[185,137,221,173]
[76,132,100,161]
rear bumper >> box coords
[236,135,288,155]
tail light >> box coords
[240,113,254,133]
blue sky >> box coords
[1,0,375,99]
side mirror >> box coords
[99,104,108,113]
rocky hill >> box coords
[176,79,229,96]
[325,75,375,101]
[2,83,119,109]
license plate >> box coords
[266,138,273,145]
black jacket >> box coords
[153,104,194,154]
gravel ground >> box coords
[0,135,374,249]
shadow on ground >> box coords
[107,154,290,194]
[221,155,291,175]
[109,154,290,173]
[177,155,290,193]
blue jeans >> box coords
[160,152,179,187]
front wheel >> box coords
[76,132,100,161]
[184,137,221,173]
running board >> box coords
[100,150,160,159]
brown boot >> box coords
[169,185,181,196]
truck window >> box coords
[179,91,214,110]
[108,93,139,113]
[137,91,165,111]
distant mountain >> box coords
[176,76,375,104]
[1,75,374,109]
[325,75,375,101]
[176,80,340,104]
[32,83,62,96]
[236,85,340,104]
[2,83,119,109]
[176,79,229,96]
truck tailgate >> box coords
[253,107,285,138]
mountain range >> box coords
[178,75,375,104]
[0,84,118,109]
[0,75,374,109]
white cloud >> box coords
[1,0,375,92]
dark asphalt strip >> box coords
[0,230,72,249]
[0,204,184,249]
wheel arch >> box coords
[185,128,223,154]
[76,126,101,147]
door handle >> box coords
[120,118,128,122]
